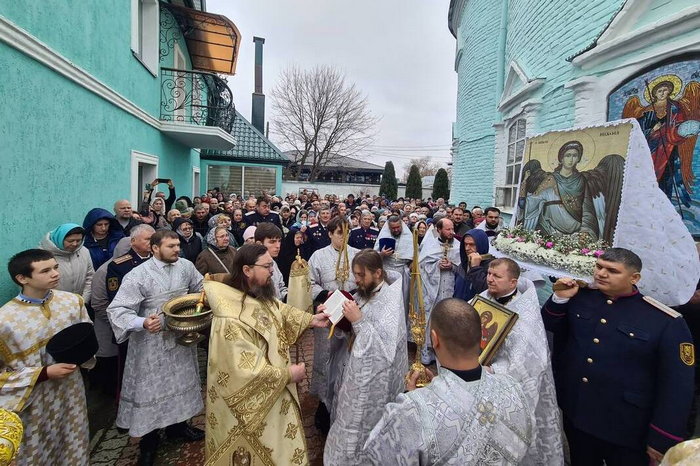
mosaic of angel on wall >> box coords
[608,56,700,237]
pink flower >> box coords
[545,241,554,248]
[594,249,604,257]
[580,248,591,255]
[506,234,513,238]
[516,237,525,243]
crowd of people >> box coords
[0,180,697,466]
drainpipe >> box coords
[494,0,509,120]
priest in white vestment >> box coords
[107,230,204,464]
[324,249,408,465]
[308,217,359,430]
[419,219,460,364]
[479,257,564,465]
[374,214,412,319]
[361,297,533,465]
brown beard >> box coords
[356,279,380,300]
[249,280,276,304]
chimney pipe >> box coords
[251,36,265,134]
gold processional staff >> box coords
[408,228,430,387]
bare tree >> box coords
[271,65,377,181]
[402,156,442,181]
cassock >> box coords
[0,291,91,465]
[324,270,409,464]
[480,279,564,465]
[107,257,203,437]
[418,228,460,361]
[203,279,314,466]
[361,369,533,465]
[308,244,359,409]
[373,221,412,321]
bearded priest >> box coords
[324,249,408,464]
[203,243,330,466]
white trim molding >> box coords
[130,151,159,207]
[572,3,700,70]
[498,61,545,113]
[0,15,236,150]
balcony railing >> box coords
[160,67,235,133]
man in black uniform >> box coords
[105,224,154,395]
[244,196,282,229]
[305,207,332,256]
[542,248,695,465]
[348,210,379,250]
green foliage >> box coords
[432,168,449,200]
[379,161,398,200]
[405,165,423,199]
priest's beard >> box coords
[356,278,381,300]
[249,279,276,304]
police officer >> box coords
[244,196,282,229]
[304,207,332,255]
[542,247,694,465]
[348,210,379,250]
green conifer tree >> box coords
[379,161,398,200]
[405,165,423,200]
[432,168,450,200]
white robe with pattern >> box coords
[480,279,565,465]
[324,271,408,465]
[361,369,533,465]
[107,258,204,437]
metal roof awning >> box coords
[162,2,241,75]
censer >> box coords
[162,289,212,346]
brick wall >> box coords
[450,0,626,207]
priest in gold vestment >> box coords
[204,243,329,466]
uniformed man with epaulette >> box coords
[305,207,332,256]
[348,210,379,250]
[105,224,154,395]
[542,247,695,465]
[243,196,282,229]
[106,225,154,303]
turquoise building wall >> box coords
[0,2,200,301]
[449,0,625,206]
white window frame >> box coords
[192,166,201,198]
[495,118,526,211]
[131,0,159,76]
[130,151,159,208]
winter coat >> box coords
[82,208,126,270]
[39,230,94,301]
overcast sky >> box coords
[207,0,457,174]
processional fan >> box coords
[288,246,313,361]
[408,228,430,387]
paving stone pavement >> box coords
[88,330,326,465]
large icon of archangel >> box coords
[622,75,700,212]
[515,126,631,244]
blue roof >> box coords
[201,110,289,165]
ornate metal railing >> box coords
[160,67,235,133]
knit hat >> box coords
[243,226,257,242]
[175,199,189,214]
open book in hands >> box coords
[324,290,354,336]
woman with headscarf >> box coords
[276,229,310,285]
[83,208,126,270]
[207,213,239,248]
[195,226,237,275]
[140,197,169,230]
[39,223,94,301]
[453,228,492,301]
[172,217,205,263]
[414,220,428,245]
